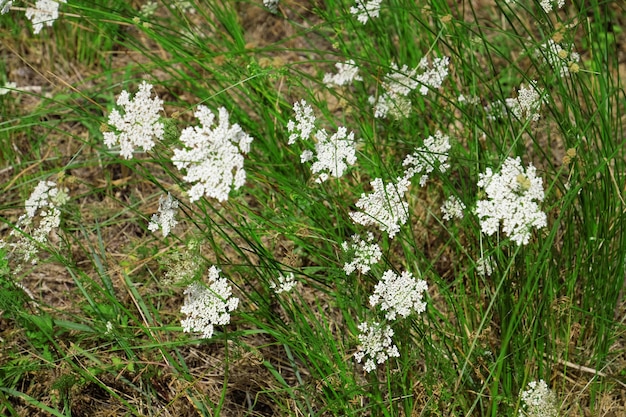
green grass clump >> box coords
[1,0,625,415]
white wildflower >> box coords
[0,82,16,95]
[341,232,382,275]
[476,157,547,246]
[349,176,410,239]
[173,106,253,203]
[287,100,316,145]
[25,0,66,34]
[539,0,565,13]
[103,81,164,159]
[441,195,466,221]
[368,63,418,119]
[308,127,358,183]
[354,322,399,373]
[180,266,239,339]
[323,59,362,87]
[537,39,580,77]
[369,92,412,119]
[505,81,545,122]
[402,130,451,186]
[369,270,428,320]
[269,272,297,294]
[350,0,382,24]
[1,0,11,14]
[416,56,450,95]
[147,193,179,237]
[519,380,558,417]
[263,0,279,13]
[170,0,195,14]
[476,255,494,277]
[105,321,114,335]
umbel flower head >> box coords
[369,269,428,320]
[402,130,451,186]
[350,0,382,24]
[180,266,239,339]
[323,59,362,87]
[354,321,399,373]
[475,157,547,246]
[26,0,66,34]
[173,105,253,202]
[518,380,558,417]
[341,232,382,275]
[103,81,164,159]
[147,193,179,237]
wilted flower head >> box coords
[180,266,239,339]
[519,380,558,417]
[323,59,363,87]
[173,106,253,203]
[26,0,66,34]
[103,81,164,159]
[441,195,466,221]
[354,321,399,372]
[537,39,580,77]
[369,269,428,320]
[350,0,382,24]
[349,176,410,239]
[402,130,451,186]
[505,81,545,122]
[476,157,547,246]
[341,232,382,275]
[147,193,179,237]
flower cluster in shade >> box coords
[0,180,68,268]
[505,81,545,122]
[287,100,358,183]
[402,130,451,186]
[148,193,179,237]
[350,0,382,24]
[353,322,399,373]
[518,380,558,417]
[441,195,466,221]
[103,81,164,160]
[342,232,382,275]
[173,105,253,202]
[180,266,239,339]
[476,157,547,246]
[369,57,449,119]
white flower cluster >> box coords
[323,59,362,87]
[441,195,466,221]
[354,322,399,373]
[287,100,358,183]
[350,0,382,24]
[369,270,428,320]
[402,130,451,186]
[341,232,382,275]
[1,0,11,14]
[1,180,68,266]
[148,193,179,237]
[287,100,316,145]
[104,81,164,159]
[519,380,558,417]
[173,106,253,202]
[263,0,279,14]
[369,58,450,119]
[476,157,547,246]
[349,176,410,239]
[416,56,450,96]
[505,81,545,122]
[539,0,565,13]
[369,63,417,119]
[26,0,66,34]
[180,266,239,339]
[476,255,495,277]
[269,272,297,294]
[537,39,580,77]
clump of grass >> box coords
[1,0,625,415]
